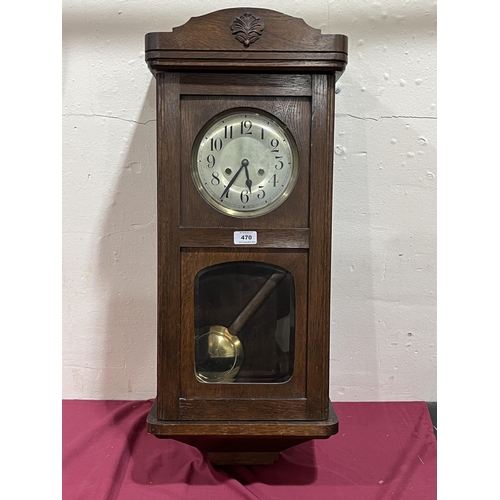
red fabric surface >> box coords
[63,400,436,499]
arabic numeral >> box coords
[210,138,223,151]
[240,189,250,204]
[240,120,253,135]
[211,172,220,185]
[207,154,216,168]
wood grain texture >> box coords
[178,398,307,421]
[146,54,347,74]
[305,74,337,419]
[179,73,312,97]
[156,72,182,420]
[179,228,309,248]
[145,9,347,74]
[145,8,348,54]
[147,399,338,437]
[147,50,348,62]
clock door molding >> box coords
[145,8,347,464]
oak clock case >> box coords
[144,8,348,465]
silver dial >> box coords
[191,109,299,218]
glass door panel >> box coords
[194,262,295,384]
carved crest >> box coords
[230,13,265,47]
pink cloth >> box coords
[63,400,436,499]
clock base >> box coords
[147,399,339,465]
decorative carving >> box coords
[230,13,265,47]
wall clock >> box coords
[145,8,348,465]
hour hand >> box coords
[243,165,253,193]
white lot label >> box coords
[234,231,257,245]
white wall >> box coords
[62,0,436,401]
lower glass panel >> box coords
[194,261,295,384]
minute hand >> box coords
[220,161,246,200]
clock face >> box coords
[191,109,299,218]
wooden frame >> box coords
[145,7,347,463]
[180,249,308,420]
